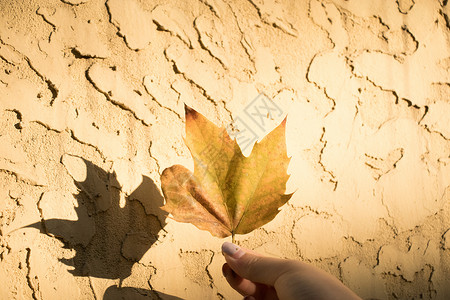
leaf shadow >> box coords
[24,157,168,281]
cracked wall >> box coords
[0,0,449,299]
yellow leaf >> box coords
[161,105,293,239]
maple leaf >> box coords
[160,104,293,241]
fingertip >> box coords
[223,261,277,298]
[223,270,258,296]
[222,263,227,277]
[222,242,245,259]
[222,263,233,278]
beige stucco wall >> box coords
[0,0,449,299]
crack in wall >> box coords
[85,67,152,127]
[0,169,46,188]
[205,250,216,289]
[70,48,104,60]
[87,277,98,300]
[0,37,21,65]
[60,0,87,6]
[147,266,163,300]
[143,79,183,121]
[318,127,338,190]
[25,248,39,300]
[104,0,132,52]
[199,0,221,19]
[224,2,257,74]
[379,195,397,234]
[35,7,57,30]
[69,130,107,161]
[27,67,58,104]
[193,17,229,71]
[0,38,60,104]
[364,148,404,181]
[347,60,432,127]
[422,125,450,141]
[396,0,416,14]
[305,53,337,117]
[148,141,161,176]
[31,120,62,134]
[289,216,302,258]
[247,0,298,37]
[165,52,221,108]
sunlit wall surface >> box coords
[0,0,449,299]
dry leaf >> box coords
[160,105,293,239]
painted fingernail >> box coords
[222,242,245,259]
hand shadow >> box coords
[24,156,168,281]
[102,285,183,300]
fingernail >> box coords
[222,242,245,259]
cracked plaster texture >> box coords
[0,0,449,299]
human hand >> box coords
[221,242,362,300]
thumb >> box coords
[222,242,363,300]
[222,242,300,287]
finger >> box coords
[222,242,362,300]
[222,242,304,287]
[222,264,278,300]
[222,263,258,295]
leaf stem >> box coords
[232,232,235,244]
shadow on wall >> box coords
[24,157,171,294]
[102,285,183,300]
